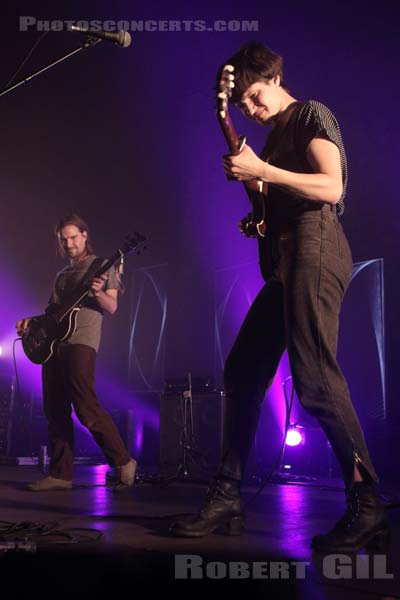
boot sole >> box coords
[311,527,390,553]
[170,515,244,538]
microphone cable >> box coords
[11,337,32,445]
[12,338,23,403]
[3,31,50,89]
[244,376,295,509]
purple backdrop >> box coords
[1,0,399,473]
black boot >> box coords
[169,478,244,537]
[311,482,390,553]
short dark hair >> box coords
[217,41,287,104]
[54,213,94,257]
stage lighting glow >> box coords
[0,346,2,357]
[285,424,305,447]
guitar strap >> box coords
[58,257,106,308]
[80,256,106,288]
[45,256,106,316]
[79,257,108,311]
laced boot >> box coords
[311,481,390,553]
[170,478,244,537]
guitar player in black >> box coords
[170,42,388,553]
[16,213,137,492]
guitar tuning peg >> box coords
[224,64,234,72]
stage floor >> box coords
[0,464,399,598]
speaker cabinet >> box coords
[159,392,225,480]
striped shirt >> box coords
[261,100,347,223]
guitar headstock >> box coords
[120,232,148,256]
[217,64,235,120]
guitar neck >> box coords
[217,111,241,155]
[217,112,264,195]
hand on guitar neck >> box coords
[223,143,268,183]
[90,274,108,296]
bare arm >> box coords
[224,136,343,204]
[94,288,118,315]
[91,275,118,315]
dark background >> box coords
[0,0,399,474]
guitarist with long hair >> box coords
[171,42,388,553]
[16,214,137,492]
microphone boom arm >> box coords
[0,37,101,100]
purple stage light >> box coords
[285,424,305,447]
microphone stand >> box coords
[0,37,102,99]
[159,372,210,486]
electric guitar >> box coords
[217,64,269,238]
[21,233,147,365]
[217,65,274,279]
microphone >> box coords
[67,25,132,48]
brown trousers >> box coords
[42,344,130,480]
